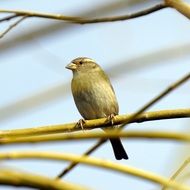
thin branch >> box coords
[0,151,189,190]
[0,16,27,39]
[165,0,190,19]
[0,108,190,138]
[1,131,190,145]
[0,1,148,56]
[162,158,190,190]
[0,3,166,24]
[58,72,190,178]
[119,72,190,128]
[0,167,86,190]
[0,14,18,23]
[57,139,106,178]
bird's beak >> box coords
[65,62,77,70]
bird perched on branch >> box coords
[66,57,128,160]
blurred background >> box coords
[0,0,190,189]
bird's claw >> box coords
[76,119,86,130]
[107,113,116,125]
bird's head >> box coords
[66,57,100,73]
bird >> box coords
[66,57,128,160]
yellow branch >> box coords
[162,158,190,190]
[165,0,190,19]
[0,16,27,38]
[0,131,190,145]
[0,151,189,190]
[0,109,189,138]
[0,167,87,190]
[0,4,166,24]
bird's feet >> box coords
[76,119,86,130]
[106,113,116,125]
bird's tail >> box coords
[109,138,128,160]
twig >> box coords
[162,158,190,190]
[119,72,190,128]
[0,108,190,138]
[0,131,190,178]
[0,3,166,24]
[58,72,190,178]
[0,14,18,23]
[0,151,189,190]
[1,130,190,145]
[57,139,106,178]
[0,167,86,190]
[0,16,27,39]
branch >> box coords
[1,131,190,145]
[0,109,190,138]
[0,14,18,23]
[165,0,190,19]
[57,139,106,178]
[162,158,190,190]
[0,151,189,190]
[119,72,190,128]
[0,16,27,39]
[0,167,86,190]
[0,3,166,24]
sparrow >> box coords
[66,57,128,160]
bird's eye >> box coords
[79,61,83,65]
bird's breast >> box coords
[71,72,119,119]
